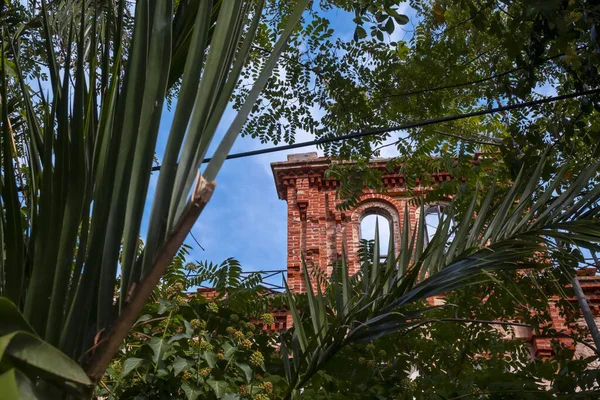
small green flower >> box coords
[199,367,212,377]
[207,302,219,313]
[230,313,240,322]
[249,351,265,367]
[253,394,270,400]
[358,357,366,364]
[365,343,375,352]
[367,360,376,369]
[240,338,252,350]
[378,350,387,358]
[226,326,236,335]
[245,322,256,332]
[261,313,275,325]
[245,330,254,338]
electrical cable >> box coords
[150,87,600,172]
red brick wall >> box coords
[271,152,600,358]
[272,153,448,292]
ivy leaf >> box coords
[158,299,176,315]
[221,342,237,361]
[122,357,146,377]
[203,351,217,368]
[236,362,253,383]
[149,337,169,363]
[184,319,194,336]
[207,379,230,398]
[221,394,241,400]
[182,382,203,400]
[173,356,192,376]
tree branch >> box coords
[83,175,216,382]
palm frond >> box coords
[281,156,600,398]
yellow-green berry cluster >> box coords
[233,330,245,341]
[230,314,240,322]
[226,326,236,335]
[262,381,273,393]
[217,350,225,360]
[240,338,252,350]
[190,319,203,329]
[199,367,212,377]
[253,393,270,400]
[378,350,387,358]
[207,302,219,313]
[249,351,264,367]
[182,370,194,382]
[261,313,275,325]
[239,385,248,395]
[367,360,376,369]
[365,343,375,352]
[358,357,366,364]
[174,282,185,292]
[199,340,213,352]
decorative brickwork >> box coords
[271,152,600,359]
[271,152,449,292]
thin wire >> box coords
[150,87,600,172]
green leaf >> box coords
[173,356,192,376]
[0,369,21,399]
[221,342,237,361]
[203,351,217,368]
[182,382,204,400]
[354,25,367,40]
[221,394,241,400]
[0,369,42,399]
[207,379,230,398]
[0,331,92,387]
[158,298,176,315]
[237,362,253,383]
[122,357,146,377]
[148,337,169,363]
[0,298,37,336]
[394,14,409,25]
[384,17,395,34]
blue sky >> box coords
[139,4,419,287]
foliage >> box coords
[0,298,92,398]
[234,0,600,207]
[96,252,286,400]
[102,156,600,399]
[0,0,310,393]
[280,155,600,398]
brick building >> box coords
[270,152,600,359]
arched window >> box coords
[360,212,391,258]
[423,204,454,247]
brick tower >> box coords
[270,152,600,359]
[271,152,451,292]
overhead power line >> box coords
[150,87,600,172]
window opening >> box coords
[360,213,391,259]
[424,205,454,247]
